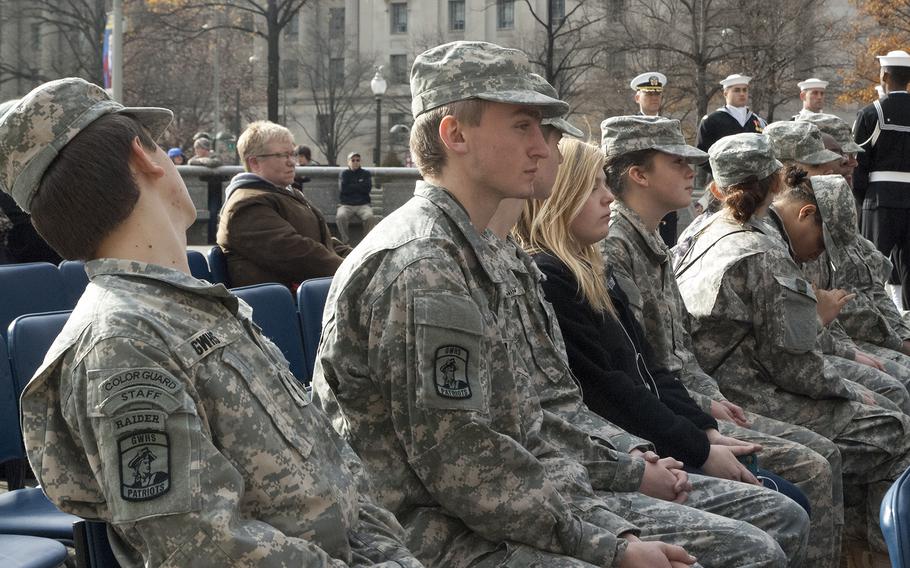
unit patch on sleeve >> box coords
[119,429,170,501]
[435,345,472,399]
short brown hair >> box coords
[30,113,155,260]
[603,149,659,198]
[409,100,487,178]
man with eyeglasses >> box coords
[336,152,375,244]
[217,120,349,289]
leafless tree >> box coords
[289,17,375,165]
[147,0,309,122]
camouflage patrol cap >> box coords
[708,133,782,188]
[811,174,857,265]
[410,41,569,119]
[0,99,18,118]
[795,113,864,154]
[763,121,842,165]
[528,73,584,137]
[600,115,708,164]
[0,77,173,212]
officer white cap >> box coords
[630,72,667,92]
[720,74,751,89]
[878,50,910,68]
[798,78,828,91]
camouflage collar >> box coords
[612,200,670,262]
[414,181,508,283]
[86,258,237,302]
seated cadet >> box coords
[596,116,841,568]
[674,133,910,555]
[217,121,350,289]
[314,41,807,568]
[3,78,422,568]
[764,122,910,413]
[796,114,910,374]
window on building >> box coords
[30,22,42,53]
[388,112,407,131]
[317,113,331,144]
[329,57,345,85]
[449,0,465,31]
[285,14,299,39]
[281,59,299,89]
[550,0,565,25]
[329,7,345,35]
[496,0,514,30]
[390,54,408,84]
[390,2,408,34]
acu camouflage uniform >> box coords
[762,124,910,412]
[603,200,842,568]
[801,174,910,380]
[675,137,910,548]
[21,261,421,568]
[489,234,810,568]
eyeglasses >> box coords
[256,152,298,162]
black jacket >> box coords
[854,92,910,208]
[696,108,767,176]
[338,168,372,206]
[534,252,716,467]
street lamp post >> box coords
[370,66,387,167]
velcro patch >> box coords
[188,330,223,356]
[118,429,170,502]
[99,368,182,397]
[435,345,472,399]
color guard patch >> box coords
[118,430,170,501]
[435,345,472,399]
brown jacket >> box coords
[217,175,350,288]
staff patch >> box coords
[118,430,170,501]
[435,345,472,399]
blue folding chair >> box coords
[0,263,70,340]
[207,246,231,287]
[0,534,68,568]
[1,310,81,541]
[186,250,212,282]
[296,277,332,379]
[0,336,26,490]
[232,284,308,382]
[882,465,910,567]
[59,260,90,308]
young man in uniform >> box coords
[853,50,910,310]
[314,41,808,568]
[696,74,767,182]
[792,78,829,120]
[2,78,422,568]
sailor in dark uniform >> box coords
[696,74,767,178]
[853,50,910,309]
[631,71,679,245]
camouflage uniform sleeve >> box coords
[66,336,367,567]
[373,256,629,567]
[745,258,853,400]
[816,321,857,360]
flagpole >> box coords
[112,0,123,102]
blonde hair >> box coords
[237,120,294,171]
[517,138,615,315]
[409,100,487,178]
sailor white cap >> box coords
[878,50,910,68]
[798,78,828,91]
[720,74,751,89]
[630,72,667,92]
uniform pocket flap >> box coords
[773,274,817,301]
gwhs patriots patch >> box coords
[435,345,472,399]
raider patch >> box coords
[118,430,170,501]
[435,345,472,399]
